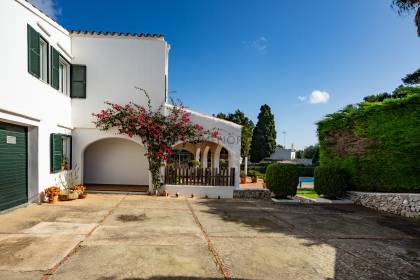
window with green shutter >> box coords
[51,47,60,90]
[50,133,63,173]
[50,134,72,173]
[27,25,40,78]
[71,65,87,98]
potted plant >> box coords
[44,186,60,203]
[248,170,258,183]
[71,184,87,199]
[57,166,80,201]
[61,156,69,171]
[240,171,247,184]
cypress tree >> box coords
[250,104,277,162]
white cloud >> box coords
[298,90,330,104]
[28,0,62,19]
[244,37,268,54]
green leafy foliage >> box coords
[402,68,420,85]
[314,166,349,198]
[266,163,299,198]
[392,0,420,36]
[250,105,277,163]
[317,91,420,192]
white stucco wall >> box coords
[0,0,241,203]
[0,0,73,198]
[84,138,149,185]
[70,35,168,128]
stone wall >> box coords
[233,189,271,200]
[347,191,420,218]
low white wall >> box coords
[164,185,234,199]
[83,137,149,185]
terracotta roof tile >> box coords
[69,30,164,39]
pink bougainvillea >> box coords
[92,89,221,191]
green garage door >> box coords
[0,122,27,211]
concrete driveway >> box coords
[0,194,420,280]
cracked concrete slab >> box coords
[0,194,419,279]
[49,243,223,280]
[0,233,84,271]
[22,222,97,235]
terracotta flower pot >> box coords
[49,195,58,204]
[240,177,247,184]
[79,192,87,199]
[251,177,258,183]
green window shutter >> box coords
[70,65,87,98]
[27,25,40,78]
[69,136,73,170]
[50,133,63,173]
[51,47,60,89]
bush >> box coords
[189,160,200,167]
[314,166,349,198]
[317,93,420,192]
[266,163,299,198]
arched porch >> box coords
[72,128,150,192]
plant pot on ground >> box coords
[59,189,79,201]
[44,186,60,204]
[240,171,247,184]
[71,184,87,199]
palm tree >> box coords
[392,0,420,36]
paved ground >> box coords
[1,194,420,280]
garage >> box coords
[0,122,27,211]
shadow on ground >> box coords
[99,277,243,280]
[195,199,420,280]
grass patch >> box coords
[296,188,319,199]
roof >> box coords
[69,30,164,39]
[21,1,164,40]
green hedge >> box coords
[266,163,299,198]
[317,93,420,192]
[314,166,349,198]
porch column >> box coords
[195,147,201,163]
[212,145,222,169]
[202,146,210,168]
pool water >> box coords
[299,177,314,183]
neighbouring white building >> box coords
[268,147,296,161]
[0,0,241,211]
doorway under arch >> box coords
[83,138,149,192]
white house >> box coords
[0,0,241,212]
[268,147,296,161]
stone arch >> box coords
[83,137,149,186]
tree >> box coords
[363,86,420,103]
[303,144,320,165]
[303,145,318,159]
[402,68,420,85]
[295,150,303,159]
[250,104,277,163]
[392,0,420,36]
[215,110,255,157]
[93,89,219,192]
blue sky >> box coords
[31,0,420,149]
